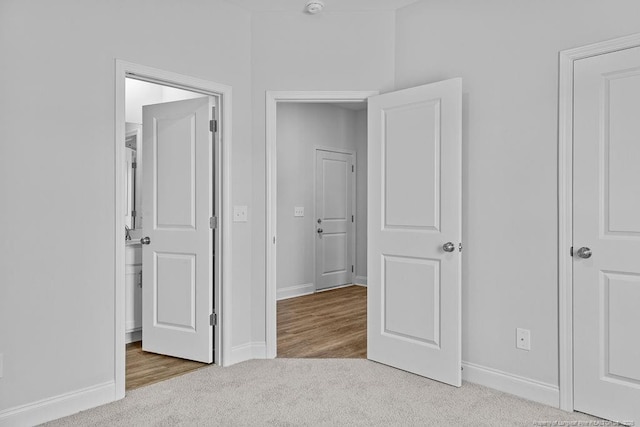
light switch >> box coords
[294,207,304,217]
[233,206,248,222]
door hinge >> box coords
[351,215,354,223]
[352,265,354,273]
[132,162,137,169]
[131,210,137,218]
[459,243,462,252]
[210,216,218,229]
[273,236,276,244]
[210,119,217,133]
[570,246,574,257]
[352,165,355,172]
[210,312,217,326]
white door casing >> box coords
[315,149,354,290]
[367,79,462,386]
[572,45,640,423]
[142,96,214,363]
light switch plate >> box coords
[516,328,531,351]
[233,206,248,222]
[294,206,304,217]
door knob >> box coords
[140,237,151,245]
[317,228,323,234]
[317,218,322,224]
[576,247,592,259]
[443,242,455,252]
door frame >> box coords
[114,60,233,399]
[265,90,377,358]
[558,32,640,412]
[314,147,357,291]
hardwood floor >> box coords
[277,285,367,358]
[126,341,207,391]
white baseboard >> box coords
[228,342,267,365]
[0,381,115,427]
[277,283,314,300]
[125,328,141,344]
[462,361,559,408]
[355,276,367,286]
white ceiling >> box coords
[224,0,420,12]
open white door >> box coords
[315,149,354,290]
[367,79,462,386]
[142,96,214,363]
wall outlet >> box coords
[233,206,248,222]
[294,206,304,217]
[516,328,531,351]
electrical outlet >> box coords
[294,206,304,217]
[516,328,531,351]
[233,206,248,222]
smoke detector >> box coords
[305,0,325,14]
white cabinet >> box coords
[125,244,142,343]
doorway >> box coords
[558,34,640,422]
[272,99,368,358]
[114,61,232,399]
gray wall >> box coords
[0,0,252,413]
[276,103,367,295]
[395,0,640,386]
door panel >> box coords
[315,150,354,290]
[368,79,461,386]
[573,45,640,422]
[142,96,214,363]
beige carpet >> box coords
[47,359,599,426]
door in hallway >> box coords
[315,149,355,290]
[573,45,640,423]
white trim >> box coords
[115,61,233,401]
[228,342,267,365]
[0,381,114,427]
[265,90,377,359]
[125,329,142,344]
[557,33,640,412]
[462,362,559,408]
[355,276,368,286]
[277,283,315,300]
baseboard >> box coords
[462,361,559,407]
[125,328,141,344]
[277,283,314,300]
[228,342,267,365]
[355,276,367,286]
[0,380,115,427]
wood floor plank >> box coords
[277,285,367,359]
[126,341,207,391]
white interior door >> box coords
[573,45,640,423]
[367,79,462,386]
[142,96,214,363]
[315,149,354,290]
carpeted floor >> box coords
[46,359,599,426]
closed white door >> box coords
[142,96,215,363]
[367,79,462,386]
[315,149,354,290]
[573,46,640,422]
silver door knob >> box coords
[140,237,151,245]
[443,242,455,252]
[317,228,323,234]
[576,247,592,259]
